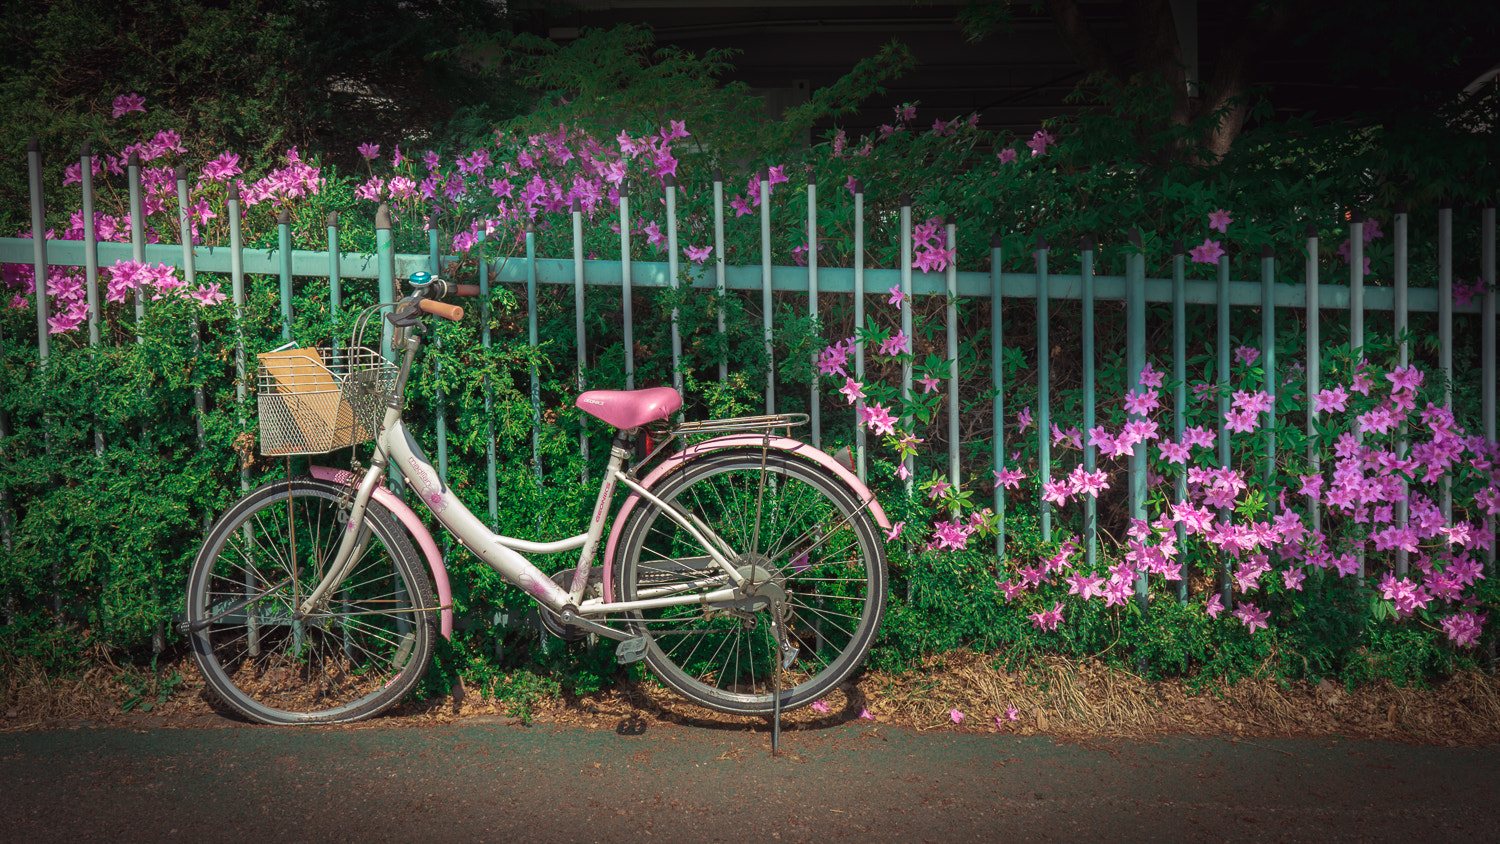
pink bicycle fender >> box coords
[311,466,453,640]
[600,436,892,601]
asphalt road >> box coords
[2,719,1496,843]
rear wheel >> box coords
[613,450,886,714]
[185,477,434,724]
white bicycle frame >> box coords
[295,331,762,640]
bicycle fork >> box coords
[297,456,388,616]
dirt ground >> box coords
[6,648,1500,746]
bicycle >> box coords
[182,272,892,725]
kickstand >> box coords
[771,655,782,756]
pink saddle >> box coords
[575,387,682,430]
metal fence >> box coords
[1,142,1497,605]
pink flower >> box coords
[1440,612,1486,648]
[887,284,906,306]
[1282,567,1307,591]
[1042,480,1071,506]
[1016,406,1033,432]
[997,147,1018,164]
[111,92,146,119]
[926,479,954,500]
[1027,129,1056,157]
[918,374,942,394]
[1312,386,1349,414]
[683,244,713,264]
[993,468,1025,489]
[839,377,865,405]
[811,700,830,713]
[860,403,896,436]
[1189,238,1225,264]
[1233,345,1260,366]
[884,521,904,541]
[1205,594,1224,618]
[1208,209,1234,233]
[1158,441,1190,464]
[878,331,911,357]
[1232,602,1270,633]
[187,282,227,307]
[1028,602,1064,632]
[950,709,966,724]
[357,142,380,161]
[860,707,874,720]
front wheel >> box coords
[613,450,887,714]
[185,477,435,724]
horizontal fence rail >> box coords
[0,142,1496,639]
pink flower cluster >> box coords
[983,352,1494,646]
[911,216,956,274]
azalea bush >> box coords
[2,31,1498,694]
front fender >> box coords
[600,436,891,601]
[311,466,453,640]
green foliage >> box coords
[2,23,1496,703]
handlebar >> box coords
[397,272,475,323]
[419,299,464,321]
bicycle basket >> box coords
[256,346,397,456]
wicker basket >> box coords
[256,347,397,456]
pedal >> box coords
[615,635,650,665]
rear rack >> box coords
[670,413,809,436]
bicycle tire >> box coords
[186,476,435,724]
[613,449,887,714]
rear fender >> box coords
[600,436,891,601]
[311,466,453,640]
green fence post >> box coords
[1350,211,1366,581]
[1126,229,1146,607]
[1081,235,1097,570]
[1483,204,1497,582]
[327,212,342,353]
[1172,240,1187,602]
[376,204,402,495]
[1304,223,1321,547]
[665,174,684,408]
[479,230,498,528]
[1438,206,1454,523]
[429,228,449,484]
[176,166,207,461]
[991,233,1005,558]
[527,222,541,480]
[1036,235,1051,543]
[229,186,248,496]
[854,182,868,483]
[809,172,821,448]
[713,169,728,382]
[277,210,293,342]
[761,170,774,412]
[946,217,959,508]
[1394,206,1409,578]
[80,143,102,458]
[1217,250,1231,606]
[900,196,914,491]
[573,198,588,482]
[1260,244,1276,499]
[620,191,634,390]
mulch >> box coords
[6,648,1499,745]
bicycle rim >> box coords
[615,450,886,714]
[187,478,434,724]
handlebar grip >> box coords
[419,299,464,321]
[453,283,480,297]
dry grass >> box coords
[5,647,1500,745]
